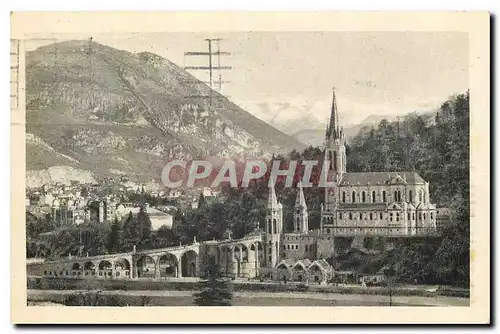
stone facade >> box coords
[320,89,438,237]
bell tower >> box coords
[294,181,309,233]
[321,88,346,233]
[264,179,283,268]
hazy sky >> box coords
[26,31,468,126]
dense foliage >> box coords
[346,92,470,287]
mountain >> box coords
[25,40,304,187]
[291,112,438,147]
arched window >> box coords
[396,213,400,221]
[423,192,427,203]
[369,213,373,220]
[372,191,376,203]
[380,212,383,219]
[419,190,423,202]
[333,151,338,171]
[382,191,386,202]
[349,213,353,220]
[273,219,277,233]
[352,191,356,203]
[342,192,346,203]
[362,191,366,203]
[394,191,398,202]
[359,212,362,219]
[339,212,343,219]
[409,190,413,203]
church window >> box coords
[333,151,338,171]
[380,212,383,219]
[268,222,272,234]
[352,191,356,203]
[269,256,272,262]
[382,191,386,202]
[409,190,413,203]
[431,213,433,220]
[349,213,352,220]
[362,191,366,203]
[413,213,416,220]
[394,191,398,202]
[419,191,423,202]
[396,213,400,221]
[370,213,373,220]
[284,245,286,250]
[419,213,422,220]
[372,191,376,203]
[408,213,411,220]
[339,213,343,219]
[287,244,290,250]
[423,213,426,220]
[390,213,393,221]
[342,192,346,203]
[423,192,427,203]
[359,212,362,219]
[273,219,277,233]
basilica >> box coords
[262,89,439,270]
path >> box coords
[27,289,469,307]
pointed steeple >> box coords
[295,181,307,208]
[326,87,340,140]
[268,178,278,207]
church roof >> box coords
[339,172,425,185]
[310,259,331,271]
[339,203,388,210]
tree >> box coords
[107,217,122,253]
[193,264,232,306]
[137,205,152,244]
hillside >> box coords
[26,40,304,185]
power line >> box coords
[183,38,232,108]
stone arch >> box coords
[84,262,95,270]
[181,250,198,277]
[158,253,179,278]
[114,258,131,278]
[83,261,96,276]
[136,255,156,278]
[98,260,112,270]
[114,258,130,270]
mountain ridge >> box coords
[26,40,305,186]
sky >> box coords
[25,31,469,127]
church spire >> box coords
[326,87,340,140]
[268,178,278,207]
[294,180,309,233]
[295,180,306,208]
